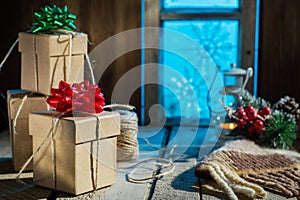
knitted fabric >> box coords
[194,139,300,200]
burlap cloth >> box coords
[195,139,300,200]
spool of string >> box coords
[104,104,139,161]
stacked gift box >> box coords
[18,31,86,95]
[7,90,50,171]
[29,110,120,194]
[6,5,120,195]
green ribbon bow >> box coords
[31,5,76,33]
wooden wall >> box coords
[1,0,300,129]
[0,0,141,129]
[258,0,300,103]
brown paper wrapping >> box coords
[7,90,50,171]
[18,32,87,95]
[28,111,120,195]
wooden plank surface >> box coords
[258,0,300,102]
[1,127,296,200]
[149,126,205,200]
[166,126,221,161]
[151,158,199,200]
[0,0,142,120]
[90,126,168,200]
[149,126,297,200]
[0,127,168,200]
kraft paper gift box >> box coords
[18,32,87,95]
[28,111,120,195]
[7,90,50,171]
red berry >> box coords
[244,105,254,113]
[236,110,246,119]
[243,116,249,121]
[247,109,258,120]
[236,107,244,113]
[260,106,271,117]
[237,120,246,128]
[253,119,264,129]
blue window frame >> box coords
[164,0,239,9]
[142,0,258,126]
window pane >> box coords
[161,20,238,121]
[164,0,239,9]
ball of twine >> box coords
[105,104,139,161]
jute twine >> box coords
[104,104,139,161]
[105,104,176,184]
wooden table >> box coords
[0,126,216,199]
[0,127,297,200]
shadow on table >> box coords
[0,158,112,200]
[0,158,51,200]
[0,178,52,200]
[0,158,14,173]
[170,165,198,193]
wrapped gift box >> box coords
[7,90,50,171]
[18,32,87,95]
[29,111,120,195]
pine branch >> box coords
[260,110,297,149]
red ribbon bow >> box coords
[46,80,105,113]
